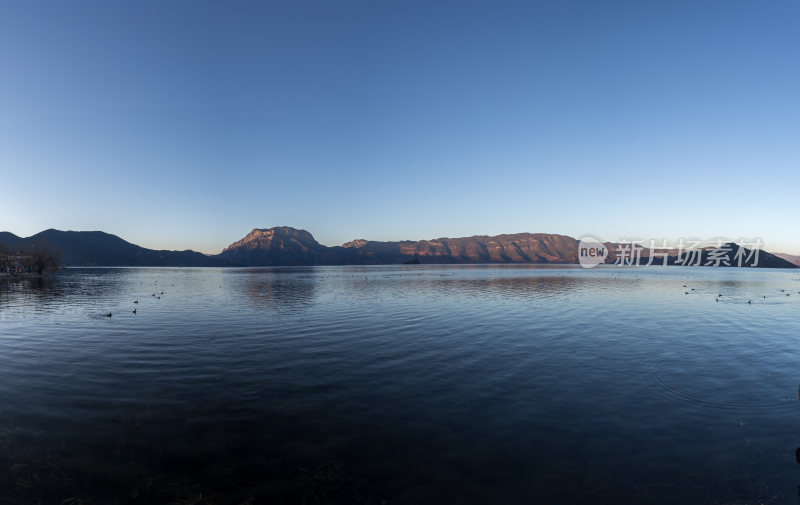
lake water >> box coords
[1,265,800,504]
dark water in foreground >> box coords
[1,265,800,505]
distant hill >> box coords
[775,253,800,267]
[0,229,229,267]
[605,242,795,269]
[216,227,581,266]
[0,232,24,250]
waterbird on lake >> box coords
[134,300,138,304]
[748,300,751,304]
[105,313,112,317]
[132,309,137,314]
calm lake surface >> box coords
[1,265,800,504]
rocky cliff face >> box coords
[2,226,796,268]
[217,228,798,268]
[774,253,800,267]
[341,233,580,264]
[218,227,339,266]
[219,228,582,266]
[0,229,228,267]
[341,239,368,249]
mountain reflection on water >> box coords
[1,265,800,504]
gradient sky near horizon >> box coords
[1,1,799,254]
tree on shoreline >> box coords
[0,241,62,274]
[30,240,62,274]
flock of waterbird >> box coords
[101,275,227,318]
[681,284,799,304]
[104,279,169,318]
[96,271,799,317]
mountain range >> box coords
[0,227,796,268]
[0,229,228,267]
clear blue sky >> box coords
[1,1,798,254]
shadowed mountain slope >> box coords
[0,230,228,267]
